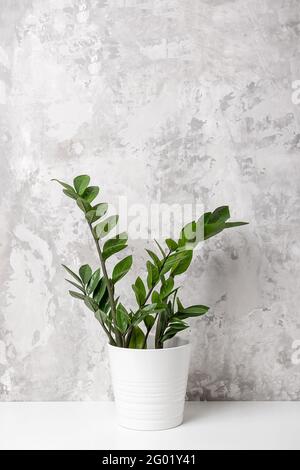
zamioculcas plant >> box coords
[53,175,248,349]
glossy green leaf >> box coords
[51,179,74,191]
[82,186,99,203]
[132,277,146,306]
[103,232,128,260]
[69,290,85,300]
[160,277,174,299]
[161,251,192,276]
[93,278,107,305]
[203,221,225,240]
[224,221,249,228]
[208,206,230,224]
[155,310,168,348]
[73,175,90,196]
[129,326,145,349]
[52,179,77,200]
[85,209,96,223]
[146,261,159,289]
[112,255,133,283]
[151,290,160,304]
[165,238,178,252]
[146,249,161,268]
[116,303,130,333]
[79,264,92,285]
[95,215,119,239]
[132,308,157,327]
[154,240,166,258]
[171,250,193,276]
[95,203,108,218]
[176,297,184,311]
[63,188,78,200]
[62,265,82,285]
[65,279,85,294]
[177,304,209,319]
[86,268,101,295]
[77,198,92,213]
[162,322,188,342]
[144,314,155,331]
[84,296,99,312]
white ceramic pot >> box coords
[108,338,191,431]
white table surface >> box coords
[1,402,300,450]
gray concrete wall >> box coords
[1,0,300,401]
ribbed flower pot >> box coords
[108,339,191,431]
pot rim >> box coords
[108,338,190,352]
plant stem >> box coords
[142,313,158,349]
[142,250,171,307]
[98,314,117,346]
[136,250,172,349]
[88,223,123,347]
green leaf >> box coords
[165,238,178,252]
[84,296,99,312]
[51,179,74,191]
[65,279,85,294]
[224,221,249,228]
[155,310,168,348]
[86,268,101,295]
[79,264,92,285]
[129,326,145,349]
[95,215,119,239]
[52,179,77,200]
[162,322,188,342]
[94,309,102,324]
[199,207,248,241]
[132,277,146,306]
[52,178,78,200]
[208,206,230,224]
[116,303,130,333]
[146,249,161,268]
[176,297,184,311]
[62,188,78,200]
[177,304,209,319]
[160,277,174,299]
[62,265,82,285]
[82,186,99,203]
[94,280,108,308]
[151,290,160,304]
[103,232,128,260]
[95,203,108,218]
[69,290,85,300]
[154,239,166,258]
[97,308,111,328]
[204,221,225,240]
[146,261,159,289]
[73,175,90,196]
[132,308,156,327]
[171,250,193,276]
[112,255,133,283]
[144,314,155,331]
[77,198,92,213]
[85,209,96,223]
[161,251,192,276]
[179,220,196,243]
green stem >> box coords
[88,223,123,347]
[97,312,116,346]
[142,250,171,308]
[142,313,158,349]
[138,250,171,349]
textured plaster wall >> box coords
[1,0,300,401]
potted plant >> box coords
[53,175,247,430]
